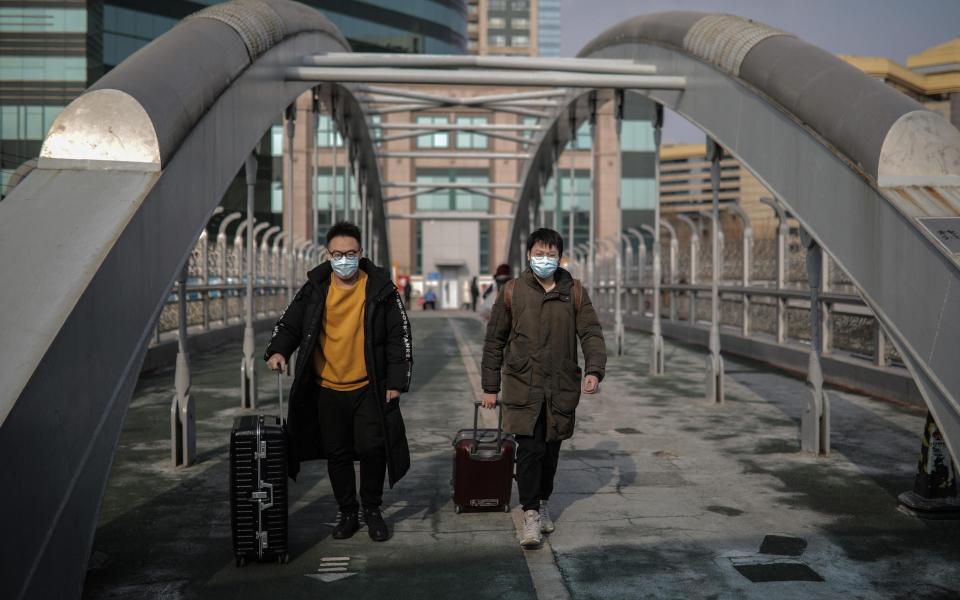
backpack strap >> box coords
[573,279,584,313]
[504,279,516,311]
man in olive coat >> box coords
[480,228,607,548]
[265,222,412,542]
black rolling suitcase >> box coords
[230,371,289,566]
[452,401,516,514]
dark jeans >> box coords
[318,384,386,513]
[516,405,562,512]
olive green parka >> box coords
[481,267,607,441]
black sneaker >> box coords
[332,511,360,540]
[363,508,390,542]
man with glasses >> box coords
[481,228,606,548]
[265,221,412,542]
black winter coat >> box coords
[264,258,412,485]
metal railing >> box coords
[152,213,325,345]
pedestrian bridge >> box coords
[0,1,958,598]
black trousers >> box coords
[317,385,386,513]
[516,405,562,512]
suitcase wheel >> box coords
[235,556,247,568]
[454,504,462,514]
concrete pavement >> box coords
[83,311,960,599]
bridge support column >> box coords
[650,105,665,375]
[801,231,829,455]
[171,264,196,467]
[898,412,960,518]
[241,153,258,410]
[705,139,724,404]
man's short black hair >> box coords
[527,228,563,256]
[326,221,362,247]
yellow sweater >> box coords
[314,271,368,391]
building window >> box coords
[416,116,448,148]
[0,56,86,82]
[315,114,343,147]
[479,220,490,274]
[489,0,507,9]
[621,178,655,210]
[467,40,478,52]
[271,125,284,157]
[456,116,488,149]
[510,35,529,48]
[415,169,490,212]
[0,7,87,33]
[416,222,423,274]
[521,116,539,140]
[271,181,283,213]
[487,17,505,29]
[510,17,529,30]
[488,34,506,47]
[621,120,655,152]
[512,0,530,10]
[0,105,64,140]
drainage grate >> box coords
[733,561,824,583]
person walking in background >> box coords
[264,221,412,542]
[470,276,480,312]
[480,228,606,549]
[423,288,437,310]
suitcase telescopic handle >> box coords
[472,400,503,454]
[276,370,284,423]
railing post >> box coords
[330,93,339,224]
[705,139,725,404]
[801,230,829,455]
[588,92,597,301]
[568,110,577,252]
[285,103,297,305]
[873,320,889,367]
[171,263,195,467]
[776,215,787,344]
[200,231,210,331]
[241,152,258,410]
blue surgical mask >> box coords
[529,256,559,279]
[331,255,359,279]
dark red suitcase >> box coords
[452,401,516,513]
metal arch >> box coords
[0,3,368,598]
[576,11,960,466]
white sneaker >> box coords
[539,501,555,534]
[520,509,542,548]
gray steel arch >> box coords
[0,2,387,598]
[510,13,960,469]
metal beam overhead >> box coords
[384,181,522,189]
[377,123,542,131]
[386,212,515,221]
[287,67,688,90]
[376,151,531,160]
[303,53,658,75]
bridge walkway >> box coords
[83,312,959,599]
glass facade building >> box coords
[0,0,467,199]
[536,0,560,57]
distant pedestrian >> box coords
[264,221,412,542]
[423,288,437,310]
[480,228,606,549]
[470,276,480,312]
[402,276,412,309]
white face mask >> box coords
[529,255,559,279]
[331,255,359,278]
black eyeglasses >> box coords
[329,250,360,260]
